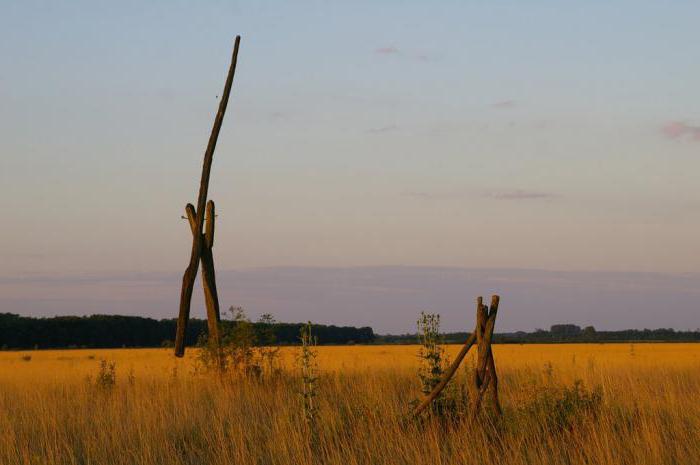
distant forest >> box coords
[378,323,700,344]
[1,314,699,350]
[0,313,375,350]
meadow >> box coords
[1,343,699,465]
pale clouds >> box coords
[661,121,700,141]
[403,189,558,201]
[485,189,558,200]
[491,100,517,109]
[2,267,699,333]
[375,46,400,55]
[366,125,399,134]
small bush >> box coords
[257,313,282,377]
[297,321,319,444]
[96,360,116,389]
[414,312,465,417]
[521,379,603,433]
[196,307,281,379]
[20,355,32,362]
[416,312,446,395]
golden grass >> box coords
[1,343,700,465]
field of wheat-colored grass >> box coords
[1,343,699,465]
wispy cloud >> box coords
[491,100,517,109]
[402,191,445,200]
[485,189,558,200]
[375,46,400,55]
[374,46,437,62]
[661,121,700,141]
[403,189,558,201]
[367,125,399,135]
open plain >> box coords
[1,343,699,465]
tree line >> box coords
[0,313,375,350]
[377,323,700,344]
[2,313,698,350]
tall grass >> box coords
[1,343,699,465]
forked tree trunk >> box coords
[184,202,221,346]
[175,36,241,357]
[470,296,500,419]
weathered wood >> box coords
[487,350,502,415]
[413,295,501,417]
[471,295,500,419]
[205,200,215,249]
[486,295,501,414]
[476,296,499,379]
[185,203,197,230]
[183,203,221,347]
[469,352,502,420]
[475,298,488,390]
[175,36,241,357]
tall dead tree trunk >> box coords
[175,36,241,357]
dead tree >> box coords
[184,201,221,346]
[174,36,241,358]
[413,295,501,418]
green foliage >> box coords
[95,360,116,389]
[414,312,466,417]
[416,312,445,396]
[0,312,374,349]
[224,307,261,377]
[520,379,603,433]
[297,321,319,443]
[378,325,700,344]
[257,313,282,376]
[196,307,283,379]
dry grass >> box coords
[1,343,699,465]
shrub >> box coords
[297,321,319,444]
[257,313,281,377]
[96,360,116,389]
[416,312,446,395]
[196,307,281,379]
[521,379,603,433]
[415,312,465,417]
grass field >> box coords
[1,343,699,465]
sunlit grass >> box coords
[1,343,699,464]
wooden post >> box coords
[175,36,241,357]
[184,202,221,346]
[470,295,500,419]
[475,297,487,390]
[413,295,501,419]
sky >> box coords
[1,1,699,330]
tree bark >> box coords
[175,36,241,357]
[471,295,500,419]
[184,202,221,347]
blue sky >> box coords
[1,1,699,328]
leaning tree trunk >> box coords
[175,36,241,357]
